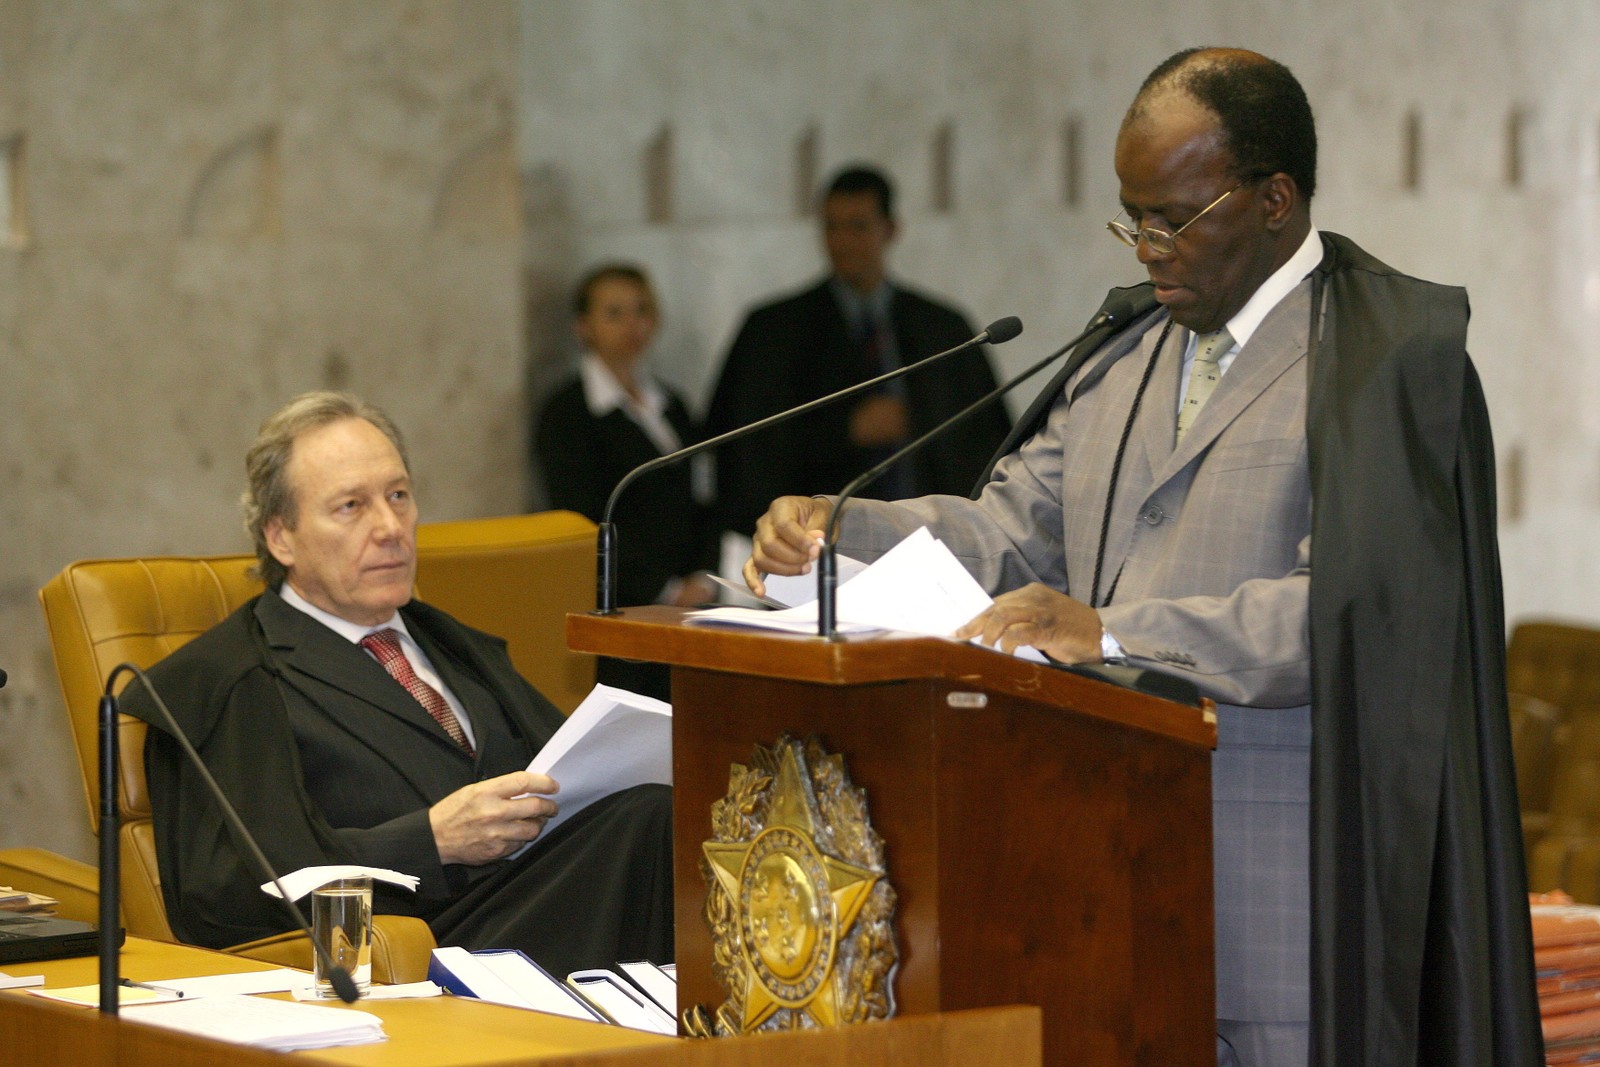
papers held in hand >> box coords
[688,526,1046,660]
[508,683,672,860]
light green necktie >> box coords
[1176,328,1232,443]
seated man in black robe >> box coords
[120,391,673,978]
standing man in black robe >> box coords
[746,48,1539,1067]
[121,391,673,978]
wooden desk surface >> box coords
[1,938,1040,1066]
[5,936,673,1065]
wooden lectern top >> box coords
[566,606,1215,750]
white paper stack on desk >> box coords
[116,994,385,1051]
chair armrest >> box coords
[227,914,436,985]
[0,847,101,924]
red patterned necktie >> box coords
[360,628,474,756]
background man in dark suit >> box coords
[121,391,673,977]
[706,165,1012,534]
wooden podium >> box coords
[568,607,1218,1067]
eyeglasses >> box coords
[1106,180,1244,255]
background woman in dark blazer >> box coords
[534,263,718,623]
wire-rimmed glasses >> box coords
[1106,180,1245,255]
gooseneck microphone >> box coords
[99,665,360,1012]
[816,291,1156,638]
[594,317,1023,614]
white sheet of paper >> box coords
[152,968,299,997]
[260,864,419,902]
[120,994,386,1052]
[761,553,870,607]
[686,527,1046,660]
[684,603,880,635]
[31,983,181,1006]
[0,971,43,990]
[514,684,671,849]
[291,980,440,1001]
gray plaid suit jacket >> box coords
[835,275,1318,1023]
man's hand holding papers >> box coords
[692,527,1046,661]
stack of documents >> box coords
[430,948,677,1034]
[118,994,385,1051]
[0,886,57,914]
[429,946,599,1021]
[510,684,672,857]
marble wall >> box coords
[1,1,522,861]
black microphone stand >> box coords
[816,298,1150,638]
[593,318,1021,614]
[103,665,361,1006]
[98,687,120,1014]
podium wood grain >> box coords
[568,607,1216,1067]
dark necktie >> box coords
[360,628,474,756]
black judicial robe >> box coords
[120,588,674,977]
[994,232,1540,1065]
[1305,233,1539,1066]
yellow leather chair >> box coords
[1528,706,1600,901]
[1510,692,1566,861]
[414,510,597,714]
[1507,620,1600,711]
[1506,620,1600,865]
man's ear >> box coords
[1259,173,1298,231]
[264,517,295,570]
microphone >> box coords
[99,665,361,1010]
[815,290,1156,638]
[594,317,1022,614]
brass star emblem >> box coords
[704,743,878,1029]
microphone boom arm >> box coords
[818,297,1152,638]
[594,318,1021,614]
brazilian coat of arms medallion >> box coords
[695,734,899,1035]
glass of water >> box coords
[311,875,372,997]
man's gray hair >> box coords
[242,391,410,588]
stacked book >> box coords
[0,886,57,915]
[1533,890,1600,1064]
[429,947,677,1034]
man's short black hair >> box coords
[1135,48,1318,200]
[824,165,895,219]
